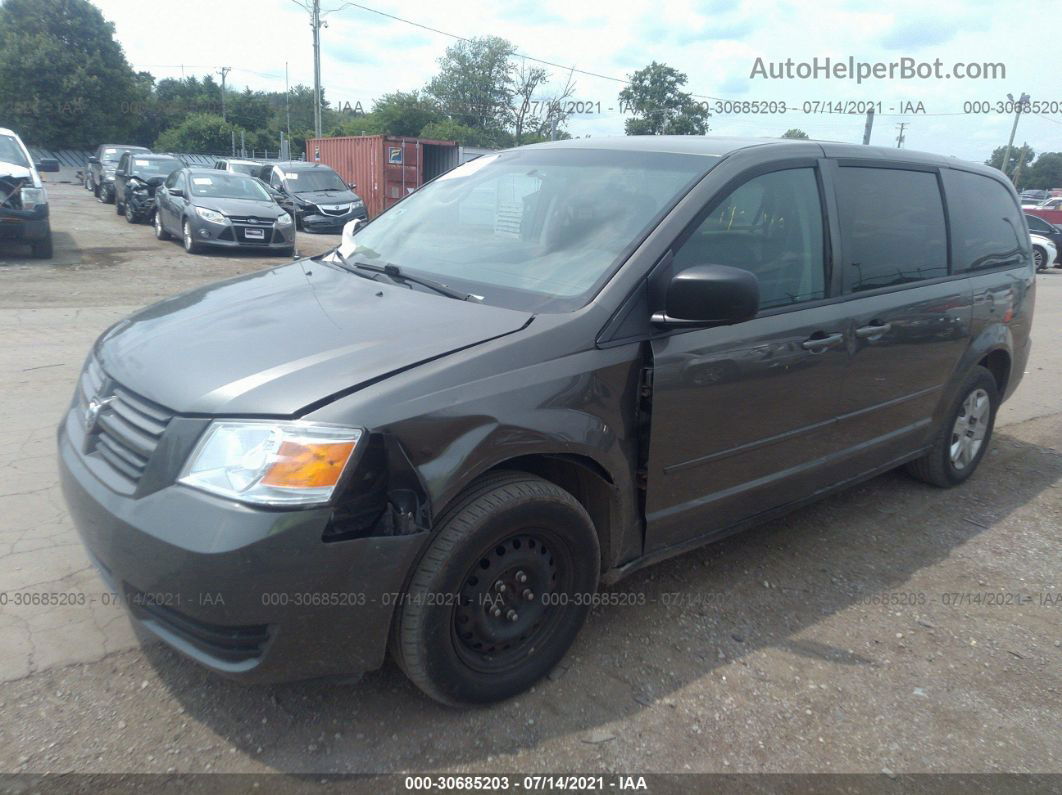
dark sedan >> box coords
[153,168,295,255]
[261,161,366,233]
[114,153,183,223]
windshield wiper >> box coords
[332,250,479,302]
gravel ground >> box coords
[0,183,1059,779]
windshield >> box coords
[0,135,30,168]
[131,158,182,177]
[337,148,716,311]
[285,168,346,193]
[189,173,270,201]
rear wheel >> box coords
[392,472,599,706]
[1033,246,1047,271]
[905,366,998,487]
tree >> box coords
[155,113,244,154]
[371,91,443,137]
[1025,152,1062,190]
[986,144,1034,176]
[782,128,809,139]
[0,0,140,147]
[418,119,508,148]
[426,36,516,136]
[618,62,709,136]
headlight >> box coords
[20,186,46,210]
[352,199,363,207]
[195,206,226,224]
[179,421,362,506]
[276,212,293,227]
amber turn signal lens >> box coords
[261,440,357,489]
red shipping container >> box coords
[306,135,459,219]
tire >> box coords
[31,233,53,259]
[182,219,201,254]
[905,365,999,487]
[93,182,100,200]
[125,202,138,224]
[1033,246,1047,271]
[392,471,600,706]
[154,211,170,240]
[277,246,295,257]
[115,199,124,216]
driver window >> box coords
[673,168,826,310]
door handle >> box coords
[801,332,844,351]
[855,322,892,338]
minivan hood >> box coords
[96,260,531,415]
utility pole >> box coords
[1012,141,1030,189]
[285,61,291,138]
[862,107,875,145]
[895,122,907,148]
[311,0,323,139]
[1001,92,1030,181]
[217,66,231,121]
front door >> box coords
[645,165,851,553]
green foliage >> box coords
[781,128,809,139]
[1025,153,1062,190]
[371,91,443,137]
[418,119,512,148]
[0,0,141,148]
[426,36,516,135]
[619,62,709,136]
[154,113,243,154]
[985,144,1035,175]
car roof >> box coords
[0,128,20,138]
[185,167,254,176]
[128,153,180,160]
[100,144,150,150]
[519,135,999,176]
[220,158,262,165]
[273,161,334,170]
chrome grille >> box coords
[77,358,173,489]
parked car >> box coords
[1031,233,1058,271]
[214,157,271,177]
[0,127,59,258]
[1025,213,1062,266]
[1024,195,1062,228]
[113,153,184,224]
[58,137,1034,706]
[88,144,151,203]
[1020,189,1048,203]
[261,161,366,233]
[153,167,294,255]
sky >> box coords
[92,0,1061,163]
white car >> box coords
[0,127,59,258]
[1023,196,1062,211]
[1031,233,1058,271]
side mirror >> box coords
[652,264,759,328]
[36,158,60,173]
[341,217,363,249]
[349,182,357,191]
[114,169,125,177]
[168,188,184,198]
[88,156,99,165]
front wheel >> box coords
[31,232,53,259]
[154,211,169,240]
[392,472,600,706]
[182,219,202,254]
[125,202,138,224]
[906,365,998,487]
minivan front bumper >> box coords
[57,414,427,683]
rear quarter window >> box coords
[943,169,1028,272]
[835,166,948,292]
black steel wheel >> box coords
[392,471,599,705]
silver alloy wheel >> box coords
[155,212,164,238]
[950,388,990,470]
[183,221,193,252]
[1033,247,1045,270]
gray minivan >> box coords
[58,137,1034,705]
